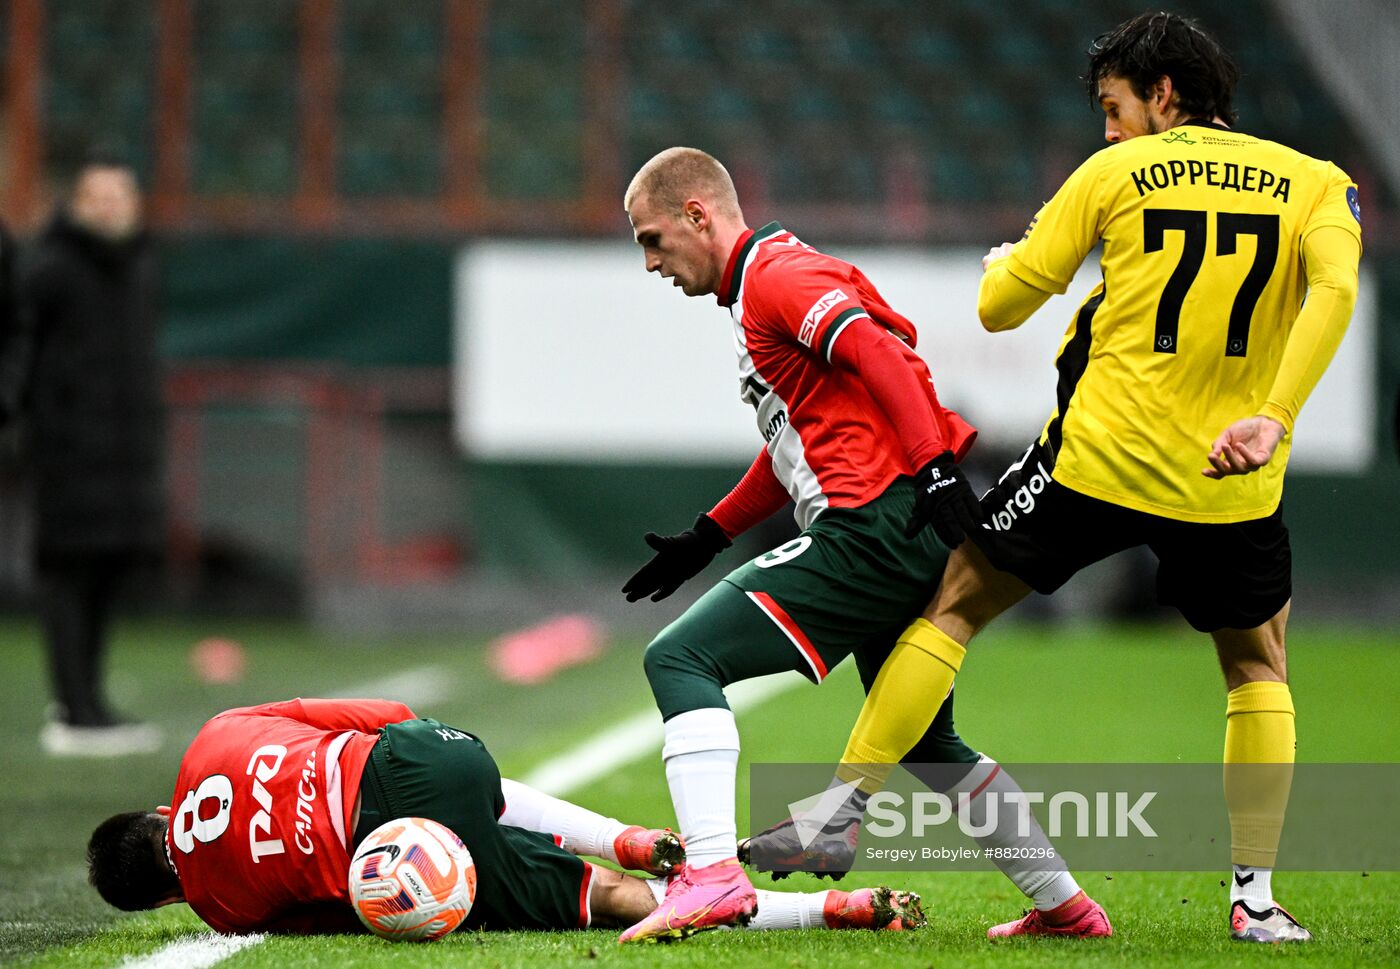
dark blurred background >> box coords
[0,0,1395,632]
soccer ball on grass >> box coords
[348,817,476,941]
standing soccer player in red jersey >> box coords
[86,697,928,935]
[618,148,1109,943]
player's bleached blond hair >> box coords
[624,147,742,221]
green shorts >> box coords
[643,477,977,768]
[355,719,593,931]
[723,476,951,680]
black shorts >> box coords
[977,440,1291,632]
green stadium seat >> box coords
[340,0,439,56]
[929,148,989,204]
[629,87,679,125]
[25,0,1369,222]
[486,121,583,201]
[194,0,295,55]
[899,23,964,68]
[703,81,760,124]
[487,61,582,124]
[788,85,843,124]
[871,88,934,128]
[650,23,718,64]
[734,27,800,66]
[957,87,1017,128]
[340,118,441,197]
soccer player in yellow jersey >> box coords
[835,12,1361,943]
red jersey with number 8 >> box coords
[165,698,414,933]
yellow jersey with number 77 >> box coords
[1001,121,1361,523]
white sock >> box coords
[1231,865,1273,909]
[498,778,628,864]
[748,890,831,930]
[944,755,1082,911]
[662,707,741,868]
[646,877,667,904]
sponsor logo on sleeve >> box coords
[799,288,849,347]
[1347,186,1361,224]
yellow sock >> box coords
[1223,680,1296,869]
[836,619,966,794]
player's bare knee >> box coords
[928,545,1026,643]
[1212,614,1289,690]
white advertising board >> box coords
[456,241,1375,471]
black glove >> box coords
[904,451,983,548]
[622,513,732,603]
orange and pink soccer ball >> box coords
[348,817,477,941]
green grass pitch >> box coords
[1,614,1397,967]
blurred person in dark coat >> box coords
[4,156,165,756]
[0,222,21,425]
[0,221,29,593]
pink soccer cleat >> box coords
[613,825,686,876]
[987,891,1112,939]
[618,858,758,943]
[823,886,927,931]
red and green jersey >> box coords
[165,698,415,934]
[716,222,975,530]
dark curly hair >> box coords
[1085,11,1240,125]
[87,812,180,912]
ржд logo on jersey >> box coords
[799,288,849,347]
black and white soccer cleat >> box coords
[738,816,858,881]
[1229,900,1313,943]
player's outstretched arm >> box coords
[622,449,787,602]
[978,250,1054,332]
[621,513,731,603]
[982,242,1016,271]
[978,150,1105,332]
[226,698,416,733]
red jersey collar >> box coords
[717,222,784,307]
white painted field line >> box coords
[117,932,264,969]
[520,670,808,796]
[331,664,453,709]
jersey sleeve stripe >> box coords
[1044,288,1104,456]
[744,374,772,401]
[819,307,869,363]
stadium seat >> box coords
[24,0,1373,226]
